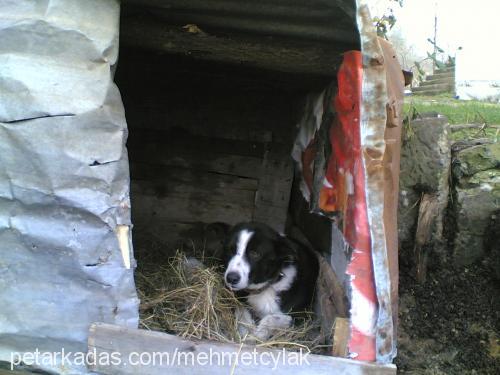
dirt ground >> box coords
[396,255,500,374]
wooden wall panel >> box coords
[116,49,301,246]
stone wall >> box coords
[398,114,451,264]
[399,114,499,271]
[451,143,500,265]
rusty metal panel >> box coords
[289,2,401,363]
[356,0,402,364]
[378,37,404,358]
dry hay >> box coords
[136,251,326,353]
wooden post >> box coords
[331,317,350,358]
[414,193,439,283]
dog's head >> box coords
[223,222,296,291]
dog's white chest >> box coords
[247,288,281,318]
[246,265,297,318]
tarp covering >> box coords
[0,1,139,373]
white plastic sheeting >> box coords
[0,0,120,121]
[455,47,500,102]
[0,1,139,373]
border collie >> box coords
[223,222,319,340]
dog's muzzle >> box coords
[225,271,241,288]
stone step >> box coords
[412,83,454,93]
[426,71,454,81]
[435,66,455,74]
[412,89,453,96]
[412,90,446,96]
[420,77,455,87]
[412,85,455,95]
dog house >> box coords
[0,0,403,373]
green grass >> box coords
[404,94,500,141]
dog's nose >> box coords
[226,272,241,286]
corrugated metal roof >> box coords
[120,0,359,76]
[122,0,358,44]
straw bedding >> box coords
[135,241,325,353]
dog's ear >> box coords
[203,222,232,264]
[275,237,298,264]
[205,222,231,239]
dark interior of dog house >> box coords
[118,52,314,244]
[117,0,359,245]
[115,0,367,358]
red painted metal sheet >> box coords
[290,1,401,364]
[319,51,378,361]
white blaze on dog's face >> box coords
[224,229,253,290]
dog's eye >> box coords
[248,249,261,259]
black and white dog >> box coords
[223,222,319,340]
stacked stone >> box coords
[452,143,500,266]
[398,114,451,263]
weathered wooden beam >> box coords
[128,142,266,180]
[253,146,294,232]
[119,16,345,76]
[128,130,268,159]
[332,317,350,357]
[123,0,352,22]
[450,123,500,132]
[131,188,255,224]
[413,193,439,283]
[451,138,494,153]
[122,0,358,44]
[124,108,274,143]
[87,323,397,374]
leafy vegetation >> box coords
[373,0,403,38]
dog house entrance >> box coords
[116,27,346,352]
[106,0,397,369]
[117,51,316,250]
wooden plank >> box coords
[117,53,303,144]
[130,163,257,226]
[450,123,499,132]
[332,318,350,358]
[132,221,199,249]
[131,193,254,225]
[253,205,288,233]
[255,175,293,206]
[128,137,294,233]
[88,323,397,375]
[128,129,267,159]
[130,163,259,192]
[125,108,274,143]
[413,193,439,283]
[254,147,294,232]
[129,147,265,180]
[131,179,256,205]
[316,254,349,318]
[132,221,225,259]
[119,15,346,76]
[451,138,494,153]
